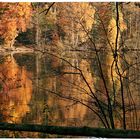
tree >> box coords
[0,3,32,47]
[55,3,95,46]
[0,2,140,138]
[40,2,139,130]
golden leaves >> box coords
[56,3,95,43]
[0,2,32,47]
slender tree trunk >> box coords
[36,4,41,49]
[115,2,126,130]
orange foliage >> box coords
[0,3,32,47]
[56,3,95,43]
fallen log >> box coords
[0,122,140,138]
[0,46,34,54]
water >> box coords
[0,51,98,129]
[0,46,140,138]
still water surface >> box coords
[0,52,98,128]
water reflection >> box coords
[0,52,97,127]
[0,55,32,123]
[26,52,96,126]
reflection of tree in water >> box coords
[39,53,96,127]
[16,50,97,128]
[0,55,32,123]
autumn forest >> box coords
[0,2,140,138]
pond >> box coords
[0,50,99,130]
[0,43,140,138]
